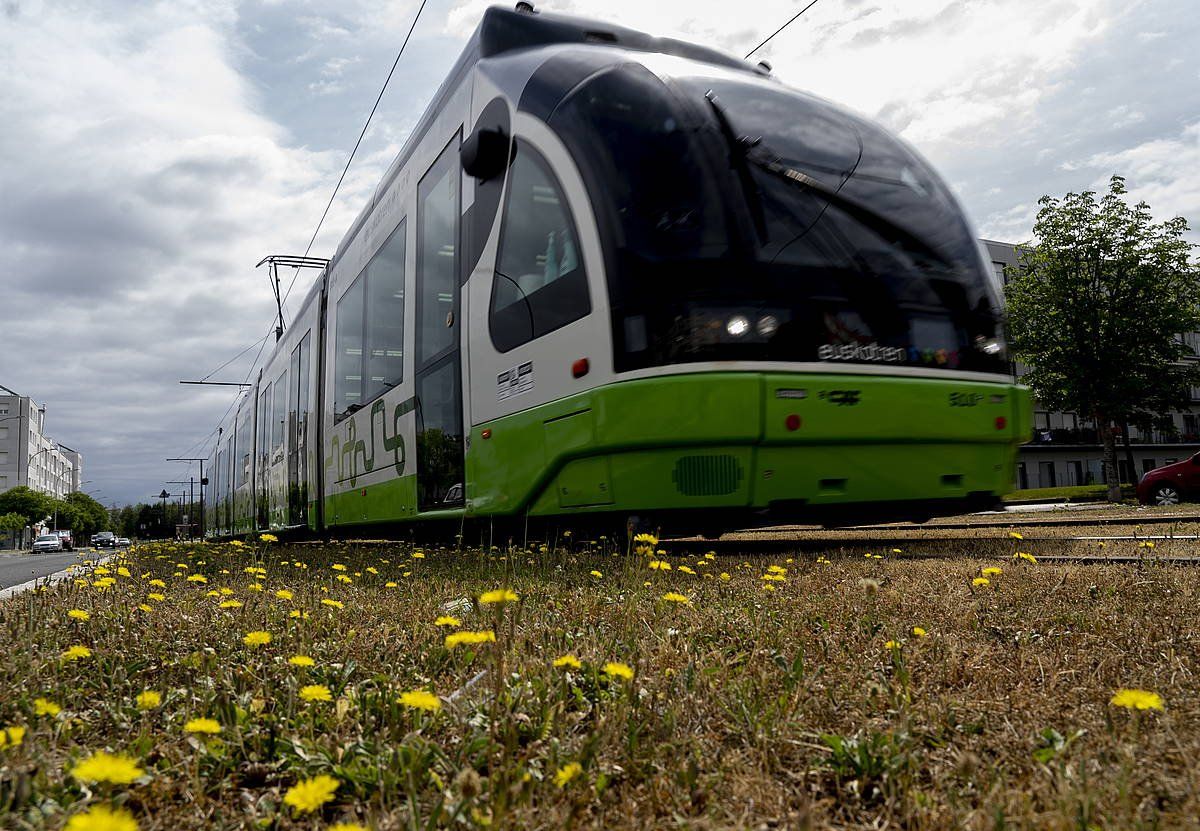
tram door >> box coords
[414,135,465,510]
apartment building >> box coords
[984,241,1200,490]
[0,384,82,498]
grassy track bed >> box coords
[1,538,1197,829]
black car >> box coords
[94,531,117,548]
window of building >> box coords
[490,142,590,352]
[1143,458,1157,473]
[0,451,7,464]
[0,427,7,440]
[991,261,1008,286]
[0,475,7,490]
[1034,411,1050,430]
[334,273,366,420]
[271,370,287,450]
[1038,461,1056,487]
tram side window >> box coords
[257,383,272,467]
[271,370,287,450]
[365,221,406,402]
[490,143,589,352]
[334,274,366,420]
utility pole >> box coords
[167,457,207,540]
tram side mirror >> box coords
[461,126,512,181]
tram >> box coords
[202,4,1031,539]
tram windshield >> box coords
[544,63,1007,375]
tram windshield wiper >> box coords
[704,92,767,243]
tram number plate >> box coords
[497,361,535,402]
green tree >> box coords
[1005,176,1200,501]
[0,512,25,532]
[0,486,52,526]
[63,492,109,538]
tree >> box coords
[1005,176,1200,501]
[0,486,52,526]
[0,512,25,532]
[63,492,109,539]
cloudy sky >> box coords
[1,0,1197,507]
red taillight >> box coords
[995,416,1007,430]
[481,428,492,440]
[785,414,802,431]
[572,358,589,378]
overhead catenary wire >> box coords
[744,0,824,59]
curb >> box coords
[0,554,112,601]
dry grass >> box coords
[1,536,1198,830]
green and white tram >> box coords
[203,4,1031,539]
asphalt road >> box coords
[0,549,99,591]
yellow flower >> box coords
[385,581,398,588]
[259,533,278,543]
[321,599,344,609]
[554,761,583,787]
[434,616,461,627]
[68,609,90,621]
[1014,551,1038,564]
[34,698,62,717]
[184,717,221,735]
[283,774,340,814]
[186,574,207,583]
[678,566,696,575]
[290,609,309,619]
[590,570,603,578]
[981,567,1002,577]
[603,662,634,681]
[329,824,367,831]
[1110,688,1164,711]
[299,684,333,702]
[633,532,658,554]
[331,563,347,571]
[648,560,671,571]
[219,600,243,609]
[147,593,166,602]
[137,604,153,614]
[71,750,145,785]
[761,573,785,582]
[335,574,353,584]
[148,579,166,588]
[766,565,787,575]
[64,804,139,831]
[972,577,990,587]
[398,690,442,711]
[62,644,92,661]
[289,655,316,667]
[117,567,132,578]
[243,630,272,647]
[411,551,425,559]
[884,640,901,650]
[229,540,245,548]
[136,691,161,710]
[1008,532,1023,540]
[479,588,519,604]
[445,630,496,648]
[0,725,26,749]
[912,627,928,638]
[719,572,731,581]
[661,592,690,604]
[247,583,264,592]
[553,654,582,669]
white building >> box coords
[0,384,82,498]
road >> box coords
[0,549,100,591]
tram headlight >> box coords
[725,315,750,338]
[756,314,779,337]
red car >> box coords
[1137,453,1200,505]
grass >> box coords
[1,536,1198,830]
[1003,484,1137,502]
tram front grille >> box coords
[672,454,743,496]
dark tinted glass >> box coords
[417,141,460,368]
[366,220,406,400]
[334,274,365,419]
[491,142,590,351]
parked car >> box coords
[32,534,64,552]
[55,530,73,551]
[116,537,131,547]
[94,531,117,548]
[1137,453,1200,505]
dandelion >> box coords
[982,567,1002,577]
[148,579,165,588]
[554,761,583,787]
[720,572,731,581]
[117,567,132,578]
[648,560,671,571]
[147,593,166,602]
[479,588,519,604]
[71,750,145,785]
[68,609,90,621]
[300,684,333,702]
[184,717,221,735]
[445,630,496,648]
[553,654,582,669]
[137,604,153,614]
[185,574,207,583]
[590,570,603,578]
[247,583,264,592]
[218,587,234,596]
[912,626,928,638]
[1013,551,1038,564]
[219,600,243,609]
[678,566,696,575]
[885,640,901,650]
[398,689,442,711]
[1111,688,1164,711]
[289,655,316,667]
[321,599,344,610]
[62,644,92,661]
[34,698,61,717]
[64,804,139,831]
[385,581,398,588]
[603,662,634,680]
[335,574,353,584]
[661,592,690,604]
[1008,532,1023,540]
[329,824,367,831]
[412,551,425,559]
[136,691,161,710]
[972,577,990,587]
[766,565,787,575]
[434,616,461,627]
[259,533,278,543]
[283,774,340,814]
[0,725,26,749]
[243,630,272,647]
[633,533,658,555]
[761,573,785,582]
[229,540,245,548]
